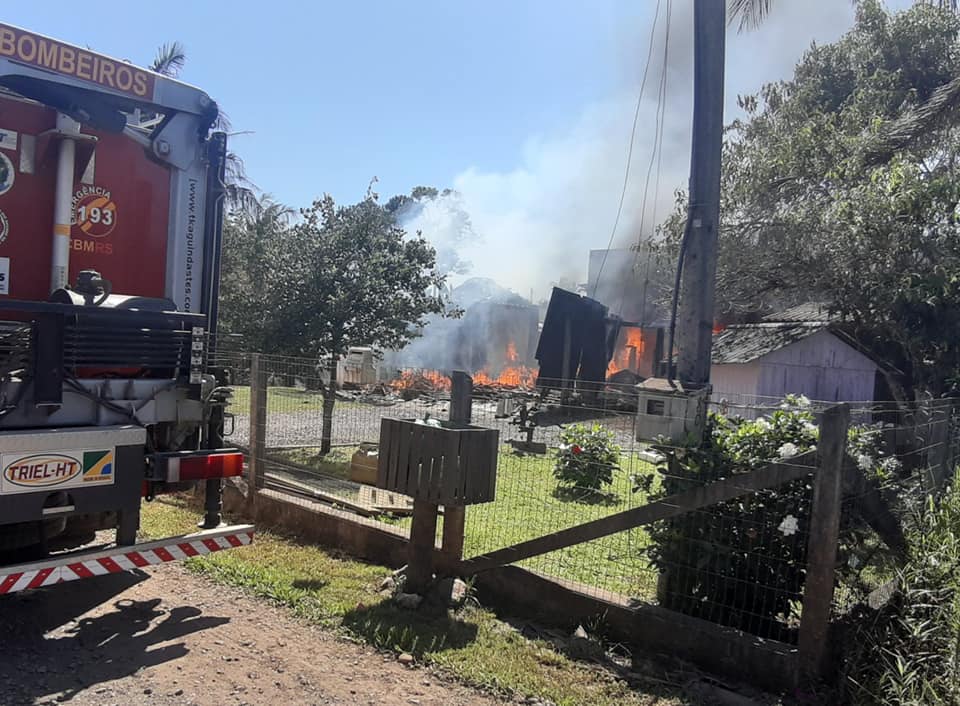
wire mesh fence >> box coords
[210,347,960,646]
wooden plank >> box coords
[460,452,817,575]
[798,404,849,681]
[440,427,461,505]
[427,426,445,502]
[485,431,499,501]
[358,486,414,513]
[462,429,478,502]
[406,423,424,497]
[387,419,400,490]
[376,418,392,488]
[395,420,412,494]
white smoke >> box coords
[401,0,863,303]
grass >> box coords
[397,447,661,598]
[264,442,662,598]
[268,446,358,481]
[140,496,682,706]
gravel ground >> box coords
[0,563,502,706]
[226,398,640,452]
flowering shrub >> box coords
[554,423,621,491]
[646,395,906,641]
[647,397,821,641]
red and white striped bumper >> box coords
[0,524,254,595]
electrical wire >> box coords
[666,206,694,377]
[590,0,666,299]
[615,0,673,319]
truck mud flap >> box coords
[0,524,254,595]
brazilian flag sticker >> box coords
[82,450,114,483]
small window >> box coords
[646,398,666,416]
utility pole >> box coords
[675,0,726,385]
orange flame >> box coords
[607,327,645,377]
[389,340,538,392]
[388,369,452,392]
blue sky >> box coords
[6,0,915,295]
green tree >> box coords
[272,191,451,453]
[728,0,956,31]
[218,199,293,352]
[662,1,960,399]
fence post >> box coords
[407,498,440,594]
[798,403,850,682]
[247,353,268,494]
[442,371,472,568]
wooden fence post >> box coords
[442,371,472,568]
[247,353,268,494]
[798,403,850,682]
[407,498,440,594]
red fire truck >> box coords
[0,23,253,594]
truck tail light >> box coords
[151,451,244,483]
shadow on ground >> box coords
[341,601,478,657]
[0,572,229,704]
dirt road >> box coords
[0,564,501,706]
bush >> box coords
[647,396,908,643]
[646,400,820,640]
[840,485,960,705]
[553,423,621,491]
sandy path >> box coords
[0,563,502,706]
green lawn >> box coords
[259,441,661,598]
[141,496,681,706]
[269,446,358,481]
[402,447,661,599]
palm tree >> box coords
[149,42,187,77]
[729,0,960,159]
[729,0,956,31]
[147,42,261,216]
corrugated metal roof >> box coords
[712,322,828,364]
[762,302,835,323]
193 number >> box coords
[77,205,114,226]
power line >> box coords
[615,0,673,319]
[590,0,666,300]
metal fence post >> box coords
[798,403,850,682]
[442,371,472,567]
[248,353,268,493]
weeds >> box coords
[841,484,960,704]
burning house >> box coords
[584,246,670,381]
[384,278,539,389]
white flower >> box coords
[848,554,861,569]
[796,395,811,408]
[803,422,818,434]
[856,454,873,472]
[778,442,799,459]
[755,418,772,431]
[778,515,799,537]
[880,457,902,474]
